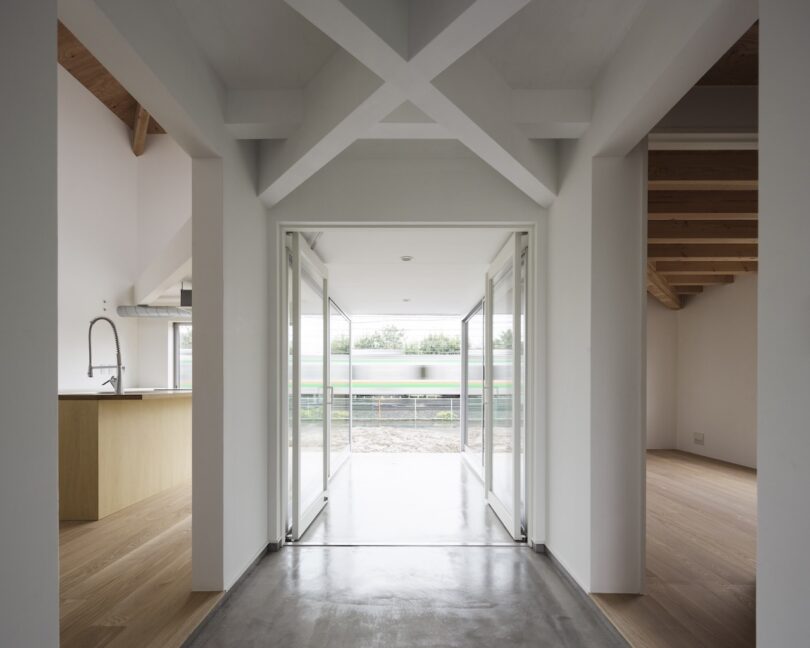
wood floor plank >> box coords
[60,482,222,648]
[594,451,756,648]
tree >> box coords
[353,325,405,350]
[404,333,461,355]
[331,334,350,354]
[493,328,512,350]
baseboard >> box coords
[545,548,630,648]
[181,541,275,647]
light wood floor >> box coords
[60,482,221,648]
[594,450,757,648]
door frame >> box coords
[287,232,330,541]
[272,222,547,550]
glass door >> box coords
[290,232,329,540]
[484,233,525,540]
[461,299,485,478]
[328,299,351,478]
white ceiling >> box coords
[312,228,513,315]
[476,0,646,89]
[174,0,338,89]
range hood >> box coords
[116,305,192,320]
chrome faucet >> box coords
[88,316,124,394]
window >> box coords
[173,323,192,389]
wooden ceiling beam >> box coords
[647,150,758,182]
[653,260,757,274]
[648,219,757,244]
[649,179,757,191]
[648,211,757,221]
[57,21,163,136]
[665,275,735,285]
[646,263,682,310]
[132,104,150,156]
[648,244,758,261]
[649,190,757,216]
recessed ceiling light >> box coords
[400,255,413,262]
[403,298,411,302]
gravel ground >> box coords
[350,426,462,452]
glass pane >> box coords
[175,324,193,389]
[330,302,351,469]
[465,305,485,461]
[491,261,514,514]
[519,249,527,531]
[300,267,325,510]
[287,256,294,531]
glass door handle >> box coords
[326,385,334,405]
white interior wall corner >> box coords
[758,1,810,643]
[0,1,60,645]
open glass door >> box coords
[290,232,329,540]
[328,299,351,478]
[461,299,485,479]
[485,233,525,540]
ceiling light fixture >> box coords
[400,255,413,262]
[403,298,411,302]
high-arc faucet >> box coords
[88,316,124,394]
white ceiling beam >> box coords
[271,0,556,207]
[257,49,404,206]
[232,88,590,141]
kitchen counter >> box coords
[59,389,191,400]
[59,391,191,520]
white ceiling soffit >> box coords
[174,0,338,89]
[477,0,647,89]
[316,228,512,315]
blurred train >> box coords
[303,350,512,396]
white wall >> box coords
[57,64,191,392]
[758,1,810,644]
[676,275,757,467]
[646,297,678,449]
[0,1,60,645]
[645,276,758,468]
[58,66,141,391]
[136,134,191,275]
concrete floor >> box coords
[189,454,626,647]
[188,546,627,648]
[299,453,514,545]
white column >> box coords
[589,144,647,593]
[758,1,810,644]
[0,0,60,644]
[191,158,225,590]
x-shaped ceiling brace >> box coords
[258,0,557,207]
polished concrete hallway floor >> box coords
[298,453,514,545]
[188,546,627,648]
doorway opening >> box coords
[280,227,535,547]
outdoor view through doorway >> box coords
[285,228,529,546]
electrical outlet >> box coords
[694,432,705,446]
